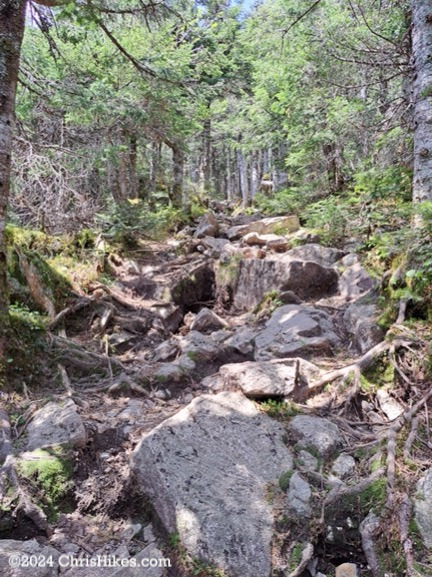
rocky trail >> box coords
[1,207,432,577]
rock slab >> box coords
[26,400,86,451]
[132,391,293,577]
[217,358,321,397]
[255,305,340,361]
[415,467,432,548]
[0,540,59,577]
[231,259,339,311]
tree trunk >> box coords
[237,150,249,206]
[0,0,27,311]
[171,145,184,208]
[411,0,432,205]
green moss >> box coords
[260,399,299,419]
[215,255,242,287]
[360,357,394,392]
[288,543,303,571]
[17,448,74,522]
[278,470,294,492]
[358,479,387,511]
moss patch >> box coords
[17,448,74,522]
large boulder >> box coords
[338,255,376,300]
[254,305,340,361]
[26,400,86,452]
[0,540,59,577]
[284,244,346,267]
[224,259,339,311]
[343,303,384,353]
[194,212,219,238]
[131,392,293,577]
[227,215,300,240]
[415,467,432,548]
[215,358,321,397]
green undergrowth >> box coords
[0,308,52,392]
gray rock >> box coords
[194,212,219,238]
[297,450,319,471]
[230,259,339,311]
[279,291,302,305]
[153,339,180,362]
[218,358,321,397]
[288,415,343,456]
[143,523,157,543]
[154,363,183,383]
[107,331,137,353]
[0,540,59,577]
[331,454,356,478]
[224,327,256,355]
[285,244,346,267]
[336,563,358,577]
[255,305,340,361]
[111,544,167,577]
[179,331,220,360]
[338,262,376,300]
[190,308,228,332]
[287,472,312,516]
[415,468,432,548]
[200,237,230,256]
[343,303,384,353]
[227,215,300,240]
[132,391,293,577]
[120,523,142,541]
[26,400,86,451]
[376,389,404,421]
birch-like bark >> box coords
[411,0,432,205]
[0,0,27,310]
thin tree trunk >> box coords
[0,0,27,311]
[411,0,432,205]
[129,133,138,199]
[171,145,184,208]
[250,152,259,199]
[226,147,232,201]
[237,150,249,206]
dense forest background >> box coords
[10,0,412,230]
[4,0,432,309]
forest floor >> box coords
[1,207,432,577]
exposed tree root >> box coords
[49,297,96,330]
[360,512,381,577]
[286,543,314,577]
[307,338,412,396]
